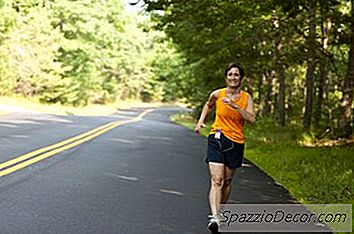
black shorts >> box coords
[205,133,244,169]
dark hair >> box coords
[224,62,245,79]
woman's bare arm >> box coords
[194,90,219,134]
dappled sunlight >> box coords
[299,138,354,147]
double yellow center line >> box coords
[0,109,153,178]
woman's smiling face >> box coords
[225,67,241,89]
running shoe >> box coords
[207,214,220,234]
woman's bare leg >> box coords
[208,162,225,215]
[221,166,236,204]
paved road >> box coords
[0,107,330,234]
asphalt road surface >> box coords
[0,107,331,234]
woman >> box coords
[194,62,256,233]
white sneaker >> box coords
[207,214,220,234]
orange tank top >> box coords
[210,88,249,143]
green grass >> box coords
[244,118,353,205]
[171,113,353,233]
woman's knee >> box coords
[223,178,233,188]
[211,176,224,187]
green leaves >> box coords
[0,0,187,105]
[0,6,64,96]
[145,0,354,137]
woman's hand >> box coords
[221,97,238,109]
[221,97,256,124]
[194,122,206,134]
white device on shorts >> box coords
[215,129,221,139]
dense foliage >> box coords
[0,0,186,106]
[1,0,353,139]
[144,0,354,139]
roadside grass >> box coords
[171,113,353,233]
[0,96,164,116]
[0,110,8,116]
[244,118,353,205]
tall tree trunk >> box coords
[315,4,331,127]
[275,35,285,127]
[275,35,286,127]
[265,71,273,115]
[257,72,264,117]
[303,0,317,131]
[339,0,354,138]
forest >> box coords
[0,0,185,106]
[0,0,353,140]
[144,0,354,140]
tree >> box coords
[0,0,187,105]
[303,0,317,131]
[339,0,354,138]
[0,4,64,97]
[145,0,353,139]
